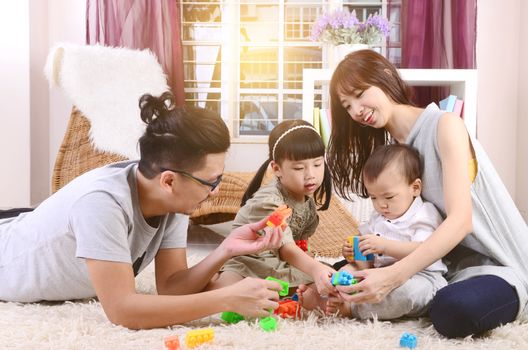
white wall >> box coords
[47,0,85,180]
[476,0,527,221]
[0,0,84,208]
[476,0,520,197]
[516,0,528,221]
[0,1,31,207]
[30,0,51,204]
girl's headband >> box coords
[272,125,319,160]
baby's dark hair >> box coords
[138,91,230,178]
[362,144,422,185]
[241,119,332,210]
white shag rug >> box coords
[2,253,528,350]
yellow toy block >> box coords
[346,235,354,261]
[185,328,214,348]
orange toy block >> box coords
[274,300,300,318]
[266,205,292,229]
[185,328,214,348]
[164,334,181,350]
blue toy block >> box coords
[353,236,374,261]
[291,293,299,301]
[399,332,417,349]
[331,271,357,286]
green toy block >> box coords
[221,311,244,324]
[265,276,289,296]
[259,316,277,332]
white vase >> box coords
[334,44,370,65]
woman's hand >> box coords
[222,277,282,318]
[312,263,337,297]
[219,218,283,258]
[359,234,386,255]
[335,264,404,304]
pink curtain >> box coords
[86,0,185,106]
[389,0,477,107]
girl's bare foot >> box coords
[296,283,329,312]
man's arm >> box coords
[86,258,281,329]
[156,217,283,295]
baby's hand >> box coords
[342,238,354,263]
[359,234,386,255]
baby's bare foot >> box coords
[297,284,329,311]
[325,295,342,315]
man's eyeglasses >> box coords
[160,167,223,192]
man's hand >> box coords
[222,277,282,318]
[219,217,283,258]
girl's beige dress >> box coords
[220,179,319,286]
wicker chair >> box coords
[53,107,359,257]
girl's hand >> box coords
[223,277,282,318]
[220,218,283,258]
[335,265,403,303]
[312,263,337,297]
[342,239,354,263]
[359,234,386,255]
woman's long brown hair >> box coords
[326,50,414,199]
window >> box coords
[181,0,397,140]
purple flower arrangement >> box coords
[311,9,391,46]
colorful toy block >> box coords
[295,239,309,252]
[221,311,245,324]
[266,276,290,296]
[331,270,357,286]
[185,328,214,348]
[266,205,292,229]
[274,300,300,318]
[291,293,299,301]
[399,332,417,349]
[259,316,277,332]
[346,235,355,260]
[164,334,181,350]
[353,236,374,261]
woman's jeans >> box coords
[429,275,519,338]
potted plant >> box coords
[311,9,391,64]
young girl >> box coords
[326,49,527,338]
[207,120,337,298]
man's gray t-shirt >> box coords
[0,161,188,302]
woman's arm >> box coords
[86,259,282,329]
[394,113,473,275]
[339,114,473,302]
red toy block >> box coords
[295,239,309,252]
[266,205,292,229]
[274,300,300,318]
